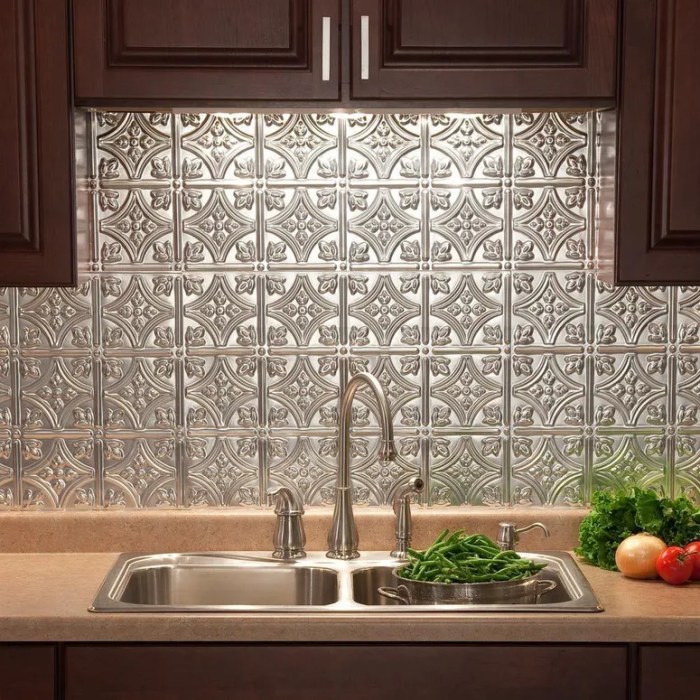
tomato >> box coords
[684,541,700,581]
[656,546,695,585]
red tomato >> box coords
[685,541,700,581]
[656,546,695,585]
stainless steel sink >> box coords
[352,558,582,608]
[92,554,339,611]
[117,555,338,607]
[91,551,603,613]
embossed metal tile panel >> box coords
[0,111,698,509]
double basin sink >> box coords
[91,551,603,613]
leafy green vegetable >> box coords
[576,489,700,571]
[399,529,545,584]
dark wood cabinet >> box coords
[614,0,700,284]
[0,645,56,699]
[65,644,627,700]
[6,641,700,698]
[0,0,75,286]
[73,0,341,104]
[638,645,700,699]
[350,0,618,104]
[73,0,617,108]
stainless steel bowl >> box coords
[377,569,557,605]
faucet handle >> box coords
[267,486,303,514]
[390,477,424,559]
[267,487,306,559]
[496,521,550,551]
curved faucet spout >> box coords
[327,372,396,559]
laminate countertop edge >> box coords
[0,553,697,643]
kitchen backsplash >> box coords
[0,110,698,510]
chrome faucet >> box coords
[327,372,397,559]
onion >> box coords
[615,533,667,579]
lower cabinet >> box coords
[64,644,627,700]
[638,645,700,700]
[2,642,695,698]
[0,645,55,699]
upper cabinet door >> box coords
[615,0,700,284]
[73,0,340,104]
[0,0,74,286]
[351,0,618,104]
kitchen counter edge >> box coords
[0,552,697,643]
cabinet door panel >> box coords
[65,644,626,700]
[0,0,74,286]
[351,0,617,103]
[615,0,700,283]
[73,0,340,103]
[0,645,55,699]
[639,646,700,700]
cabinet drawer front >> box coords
[73,0,340,102]
[640,646,700,700]
[66,644,626,700]
[352,0,618,103]
[0,645,56,699]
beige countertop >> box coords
[0,551,698,644]
[0,507,583,552]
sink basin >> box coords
[91,551,603,613]
[121,564,338,607]
[91,554,339,611]
[352,559,580,608]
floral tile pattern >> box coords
[0,110,696,509]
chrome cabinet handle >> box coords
[360,15,369,80]
[322,16,331,81]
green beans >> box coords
[398,529,545,584]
